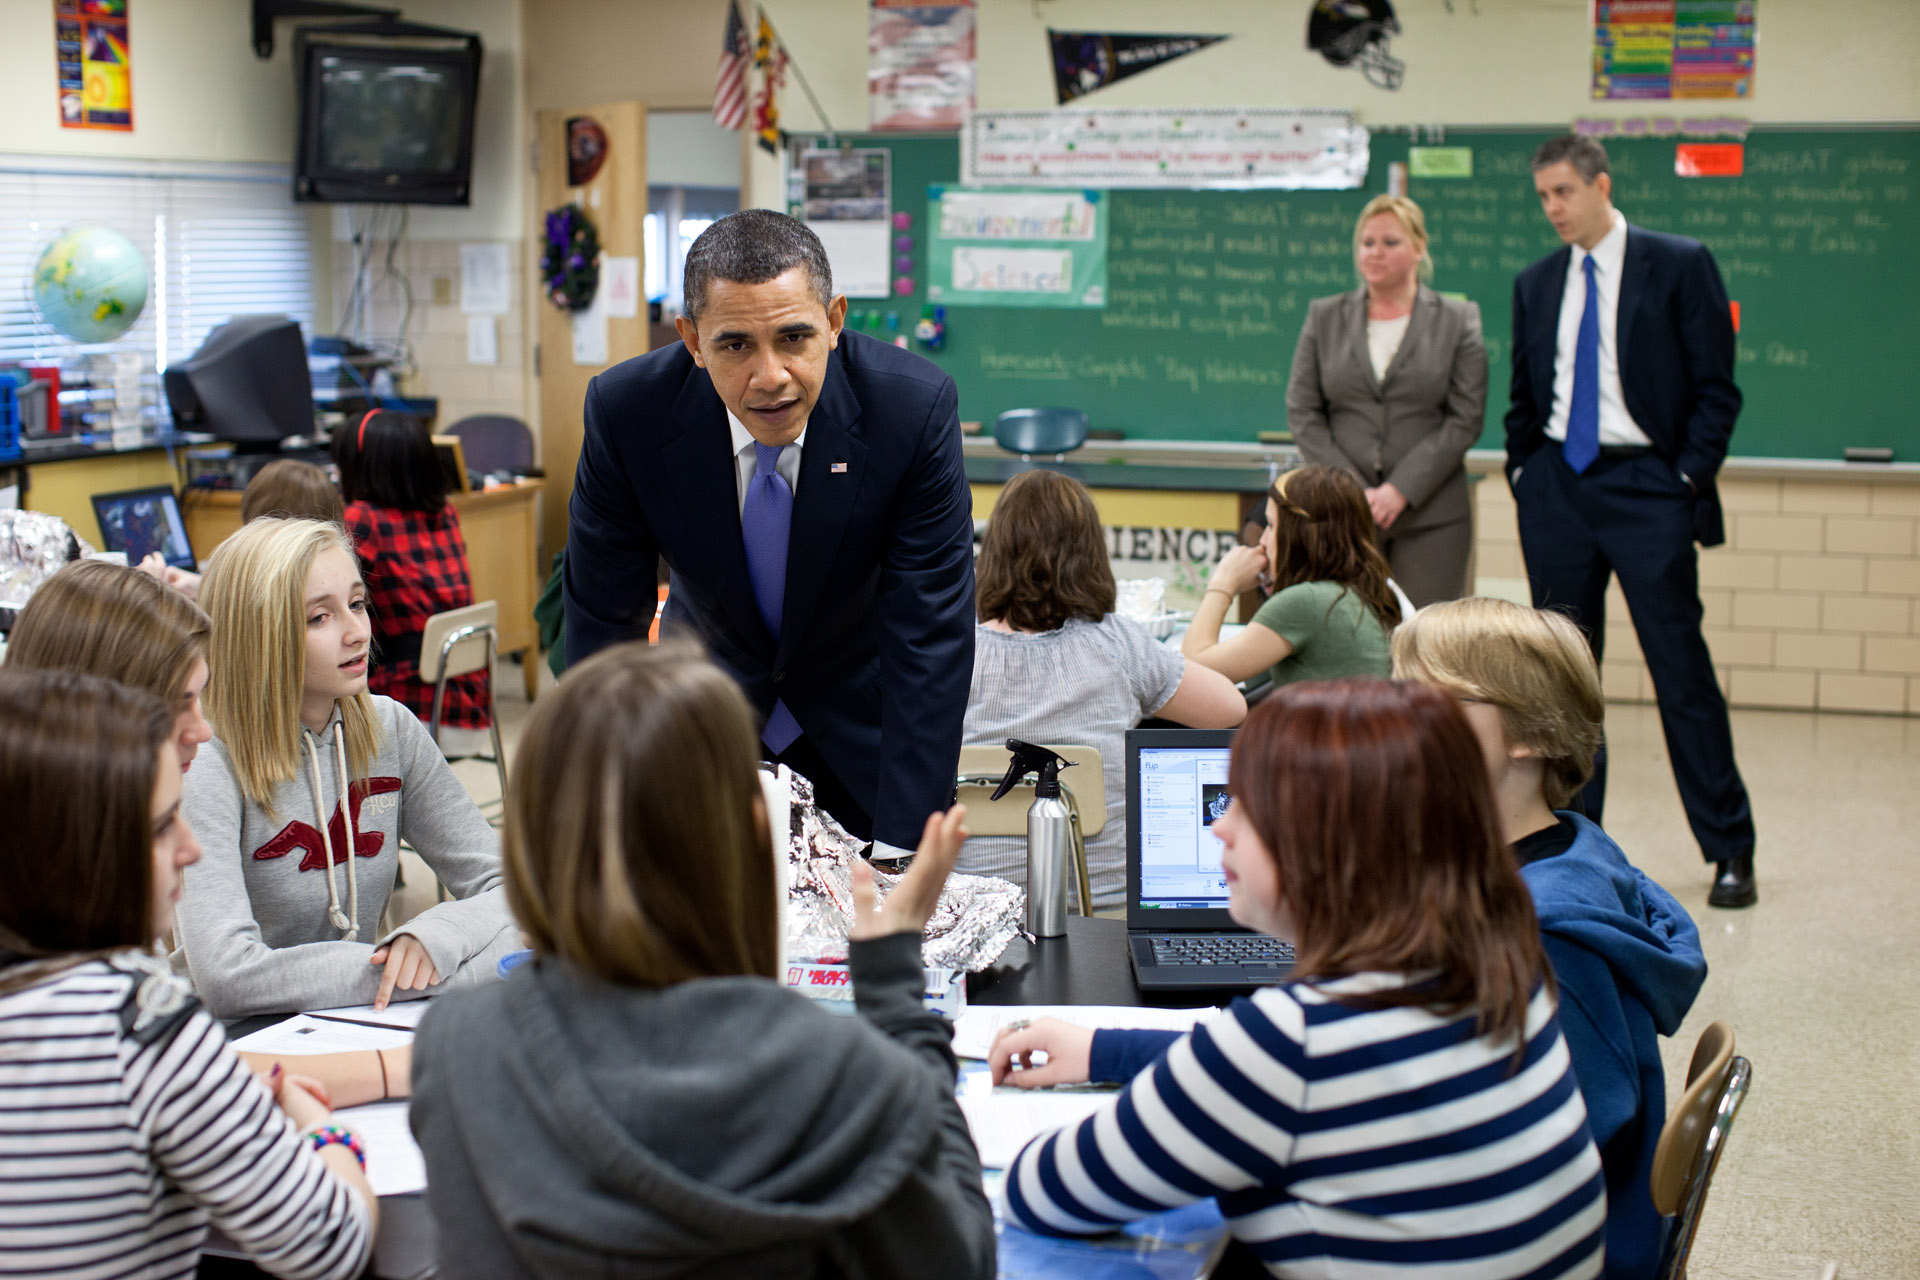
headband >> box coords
[357,409,380,451]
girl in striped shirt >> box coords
[0,668,375,1280]
[990,678,1608,1278]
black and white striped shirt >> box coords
[0,956,371,1280]
[1007,973,1607,1277]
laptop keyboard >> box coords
[1147,935,1295,968]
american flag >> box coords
[713,0,750,131]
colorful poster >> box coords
[927,188,1107,308]
[962,107,1367,191]
[55,0,132,131]
[869,0,975,132]
[1048,31,1227,104]
[1592,0,1754,101]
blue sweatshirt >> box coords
[1520,813,1707,1280]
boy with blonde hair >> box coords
[1394,597,1706,1280]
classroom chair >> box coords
[445,414,536,478]
[954,744,1102,917]
[421,600,508,809]
[994,408,1090,461]
[1652,1020,1753,1280]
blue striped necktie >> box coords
[742,441,802,753]
[1564,253,1601,474]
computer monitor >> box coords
[91,485,196,572]
[162,315,315,450]
[1126,728,1237,927]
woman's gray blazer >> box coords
[1285,284,1488,532]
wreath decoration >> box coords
[541,203,601,312]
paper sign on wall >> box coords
[961,107,1367,190]
[601,256,640,318]
[927,187,1107,308]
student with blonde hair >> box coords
[409,642,996,1279]
[1394,596,1705,1280]
[8,558,215,774]
[0,667,375,1280]
[174,517,517,1019]
[1182,464,1401,688]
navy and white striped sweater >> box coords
[0,956,371,1280]
[1005,972,1607,1278]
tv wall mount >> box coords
[252,0,477,58]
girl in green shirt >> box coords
[1184,465,1403,688]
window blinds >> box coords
[0,155,316,371]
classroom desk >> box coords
[181,482,546,700]
[968,916,1241,1010]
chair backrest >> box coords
[419,600,499,683]
[446,415,536,476]
[993,408,1090,458]
[1652,1020,1753,1280]
[955,744,1105,837]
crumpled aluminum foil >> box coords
[779,767,1025,973]
[0,511,91,622]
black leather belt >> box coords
[1595,444,1653,458]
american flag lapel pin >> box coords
[830,461,848,474]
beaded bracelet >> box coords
[303,1124,367,1170]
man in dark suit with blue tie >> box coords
[564,210,974,860]
[1507,135,1757,908]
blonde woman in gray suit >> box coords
[1286,195,1488,607]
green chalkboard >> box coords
[814,127,1920,461]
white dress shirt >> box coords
[728,411,806,517]
[726,411,911,856]
[1546,208,1652,448]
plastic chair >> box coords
[1651,1021,1753,1280]
[445,415,535,477]
[994,408,1090,461]
[955,744,1102,917]
[420,601,507,806]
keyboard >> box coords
[1146,935,1295,969]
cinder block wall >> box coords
[1471,464,1920,715]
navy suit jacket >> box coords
[563,330,976,849]
[1504,224,1742,546]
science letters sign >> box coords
[962,107,1368,190]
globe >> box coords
[31,226,150,345]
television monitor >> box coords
[91,486,196,572]
[293,33,482,206]
[162,315,315,449]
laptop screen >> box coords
[91,486,195,572]
[1128,729,1236,917]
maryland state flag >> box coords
[752,7,788,155]
[1048,30,1226,103]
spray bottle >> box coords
[991,739,1076,938]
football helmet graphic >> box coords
[1307,0,1406,91]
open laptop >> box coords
[91,485,197,572]
[1125,728,1294,993]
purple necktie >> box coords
[742,441,801,753]
[1565,254,1601,475]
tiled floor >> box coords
[472,660,1918,1280]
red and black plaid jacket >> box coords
[344,501,490,730]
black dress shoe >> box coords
[1708,855,1757,908]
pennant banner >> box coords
[1049,30,1226,104]
[962,107,1368,190]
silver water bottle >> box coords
[991,739,1076,938]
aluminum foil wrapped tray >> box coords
[778,766,1024,973]
[0,511,90,627]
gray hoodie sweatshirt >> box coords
[173,695,519,1019]
[409,932,997,1280]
